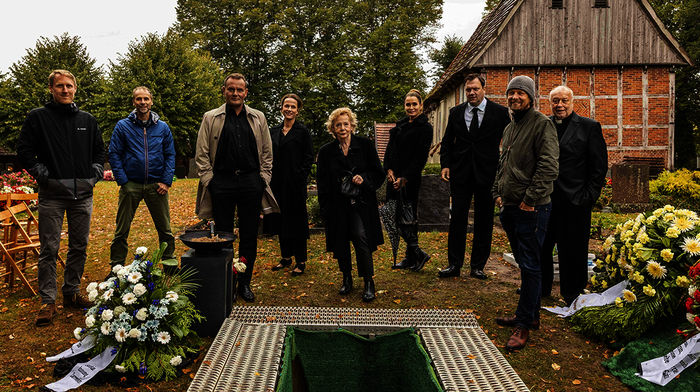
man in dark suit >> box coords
[541,85,607,305]
[438,74,510,279]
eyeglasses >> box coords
[551,98,570,104]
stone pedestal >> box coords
[611,163,649,206]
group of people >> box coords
[19,69,607,353]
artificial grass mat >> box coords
[602,328,699,391]
[276,327,443,392]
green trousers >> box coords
[110,181,174,264]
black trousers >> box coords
[387,184,420,257]
[541,192,592,303]
[447,183,495,270]
[209,173,263,284]
[280,236,307,263]
[336,206,374,278]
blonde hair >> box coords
[405,89,423,104]
[48,69,76,87]
[132,86,153,98]
[325,107,358,135]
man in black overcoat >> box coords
[541,85,607,305]
[438,74,511,279]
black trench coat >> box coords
[317,135,385,257]
[267,121,314,239]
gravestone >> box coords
[188,158,198,179]
[611,163,649,207]
[417,175,449,232]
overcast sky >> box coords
[1,0,486,74]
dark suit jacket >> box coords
[439,99,510,187]
[552,112,608,207]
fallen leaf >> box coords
[393,299,401,304]
[9,334,15,340]
[182,368,192,374]
[572,379,581,385]
[551,363,561,371]
[551,349,559,355]
[466,355,476,359]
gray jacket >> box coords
[492,107,559,206]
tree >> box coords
[648,0,700,168]
[428,34,466,83]
[98,31,223,159]
[484,0,500,13]
[1,34,104,150]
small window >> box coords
[551,0,563,8]
[594,0,609,8]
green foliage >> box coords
[421,163,442,176]
[306,195,322,226]
[649,169,700,211]
[427,34,465,82]
[594,178,612,211]
[483,0,500,14]
[1,33,105,150]
[98,31,222,157]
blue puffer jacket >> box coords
[109,110,176,186]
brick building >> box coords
[424,0,693,169]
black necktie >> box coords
[469,107,479,132]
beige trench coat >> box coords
[194,103,279,219]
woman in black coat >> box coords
[317,107,384,302]
[269,94,314,275]
[384,89,433,271]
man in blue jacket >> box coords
[109,86,176,265]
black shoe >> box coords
[362,278,376,302]
[339,274,353,295]
[411,250,431,272]
[470,269,488,280]
[271,258,292,271]
[391,258,415,270]
[238,284,255,302]
[438,265,460,278]
[516,287,521,295]
[291,261,306,276]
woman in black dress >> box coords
[383,89,433,271]
[317,107,384,302]
[269,94,313,275]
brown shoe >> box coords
[36,303,57,327]
[505,326,530,351]
[64,292,93,309]
[495,315,540,330]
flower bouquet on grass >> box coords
[681,261,700,335]
[72,243,202,382]
[570,205,696,341]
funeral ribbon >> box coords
[635,334,700,386]
[44,335,118,392]
[543,280,628,317]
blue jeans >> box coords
[500,203,551,327]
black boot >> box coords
[339,273,353,295]
[238,275,255,302]
[410,248,431,272]
[362,277,376,302]
[391,257,415,270]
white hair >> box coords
[549,85,574,100]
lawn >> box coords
[0,179,634,391]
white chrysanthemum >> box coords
[74,327,83,339]
[101,322,111,335]
[127,271,143,284]
[101,309,114,321]
[115,364,126,373]
[135,246,148,256]
[681,237,700,255]
[122,292,137,305]
[165,291,179,302]
[128,328,141,339]
[170,355,182,366]
[646,261,667,279]
[102,289,114,301]
[88,290,98,302]
[112,264,124,274]
[133,283,147,297]
[117,268,129,279]
[690,285,698,297]
[234,261,247,273]
[115,327,128,343]
[85,315,95,328]
[136,308,148,321]
[689,313,697,324]
[114,306,126,316]
[86,282,98,292]
[156,331,171,344]
[98,281,110,290]
[622,289,637,303]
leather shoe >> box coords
[438,265,460,278]
[339,274,353,295]
[391,258,415,270]
[271,258,292,271]
[411,250,431,272]
[238,284,255,302]
[35,303,57,327]
[362,278,376,302]
[64,292,93,309]
[505,326,530,351]
[470,269,488,280]
[495,315,540,330]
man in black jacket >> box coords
[541,85,607,305]
[17,70,104,327]
[438,74,510,279]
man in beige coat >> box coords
[195,72,278,302]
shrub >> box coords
[594,177,612,211]
[422,163,441,176]
[307,195,322,226]
[649,169,700,211]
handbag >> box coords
[339,171,361,198]
[396,187,416,225]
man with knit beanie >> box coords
[492,75,559,351]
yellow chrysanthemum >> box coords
[663,213,675,222]
[636,231,650,244]
[673,216,694,232]
[652,208,664,217]
[681,237,700,256]
[633,271,644,284]
[601,280,608,289]
[646,261,667,279]
[645,215,657,225]
[590,276,597,286]
[603,236,615,251]
[676,276,690,287]
[623,289,637,303]
[666,226,680,238]
[660,249,674,262]
[643,285,656,297]
[664,205,675,212]
[615,297,624,307]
